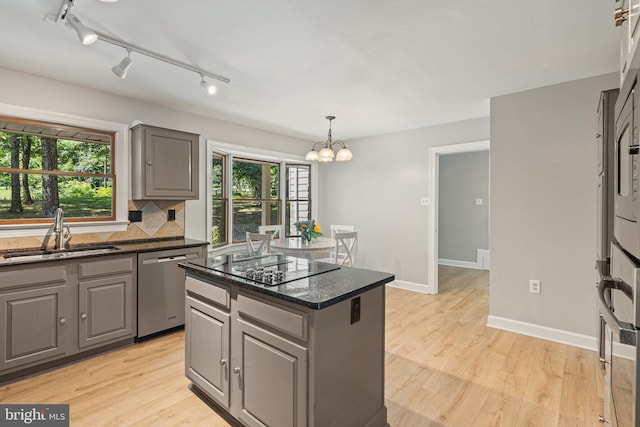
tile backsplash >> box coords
[0,200,185,251]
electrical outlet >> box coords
[128,210,142,223]
[421,197,429,206]
[529,279,541,294]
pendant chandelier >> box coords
[305,116,353,162]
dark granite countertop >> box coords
[0,237,209,266]
[179,258,395,310]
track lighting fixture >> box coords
[200,75,217,95]
[50,0,230,93]
[111,49,133,79]
[65,13,97,45]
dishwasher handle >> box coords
[598,276,637,346]
[142,252,199,265]
[157,255,186,263]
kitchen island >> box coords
[180,253,394,427]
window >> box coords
[286,164,311,236]
[207,142,314,248]
[0,116,115,223]
[211,152,227,247]
[232,158,280,242]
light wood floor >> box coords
[0,266,603,426]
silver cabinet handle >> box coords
[233,367,241,374]
[81,313,87,320]
[220,359,227,366]
[59,317,66,325]
[146,161,152,166]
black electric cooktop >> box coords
[195,252,340,286]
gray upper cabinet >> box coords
[131,124,200,200]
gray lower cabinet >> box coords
[185,273,388,427]
[0,282,71,371]
[0,263,71,372]
[185,294,230,407]
[185,276,308,427]
[234,318,307,427]
[0,254,136,377]
[78,256,135,348]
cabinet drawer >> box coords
[186,276,230,310]
[0,265,67,291]
[237,293,307,341]
[79,256,134,279]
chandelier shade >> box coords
[305,116,352,163]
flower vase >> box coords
[301,233,312,244]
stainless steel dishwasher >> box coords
[137,246,205,338]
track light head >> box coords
[65,13,97,45]
[111,51,133,79]
[200,76,217,95]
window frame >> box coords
[0,103,129,238]
[206,140,316,252]
[210,151,228,248]
[285,163,312,237]
[231,157,281,244]
[0,115,117,224]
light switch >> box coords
[475,198,483,206]
[421,197,429,206]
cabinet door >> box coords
[0,285,71,371]
[233,319,307,427]
[78,274,133,348]
[143,126,199,199]
[185,296,230,409]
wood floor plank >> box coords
[0,265,603,426]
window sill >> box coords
[209,243,247,256]
[0,221,130,238]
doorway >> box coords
[427,140,490,294]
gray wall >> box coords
[490,72,618,337]
[317,117,490,284]
[438,151,490,263]
[0,67,310,242]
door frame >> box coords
[427,140,490,294]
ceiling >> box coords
[0,0,620,141]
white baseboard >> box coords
[487,315,596,351]
[387,280,433,294]
[487,315,637,359]
[438,258,479,269]
[613,341,637,360]
[477,249,490,270]
[438,250,490,271]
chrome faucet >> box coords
[42,207,72,250]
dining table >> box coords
[271,236,336,260]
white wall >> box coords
[490,72,618,338]
[317,117,490,284]
[0,67,310,241]
[438,150,490,264]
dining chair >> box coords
[329,224,355,239]
[318,231,358,266]
[246,232,272,253]
[258,224,285,240]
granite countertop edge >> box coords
[0,237,209,266]
[180,261,395,310]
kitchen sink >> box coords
[1,245,120,262]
